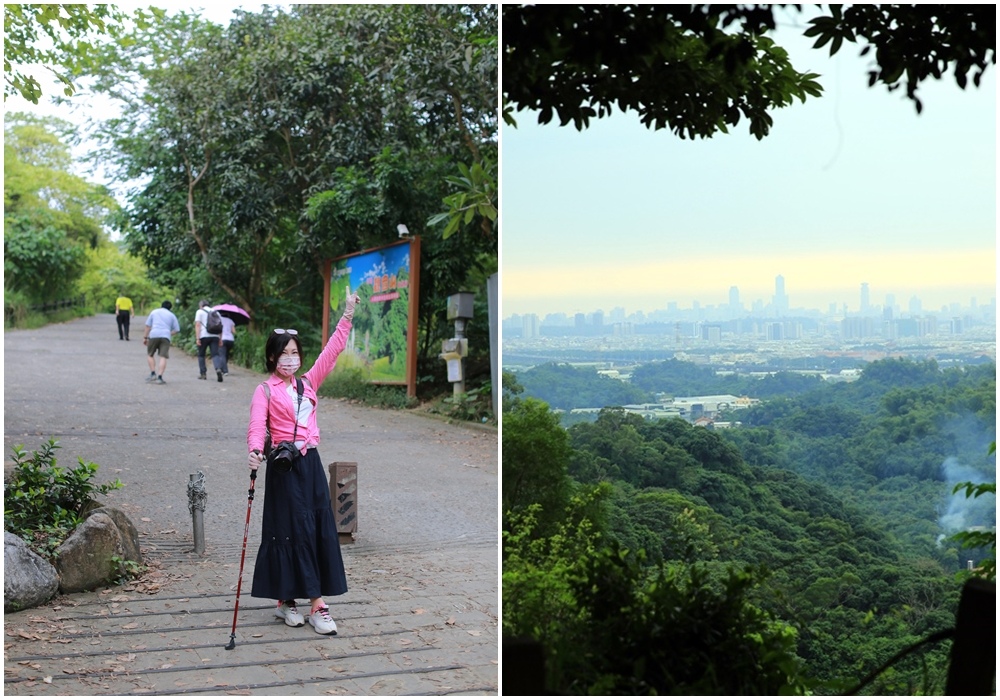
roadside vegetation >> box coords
[4,440,123,561]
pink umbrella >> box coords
[214,303,251,326]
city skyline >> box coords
[502,9,996,319]
[504,272,995,324]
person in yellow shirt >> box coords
[115,294,134,341]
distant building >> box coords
[841,316,877,340]
[521,313,539,339]
[773,274,789,316]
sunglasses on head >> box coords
[274,328,298,336]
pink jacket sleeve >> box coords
[247,383,269,454]
[303,314,353,390]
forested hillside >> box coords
[502,358,995,694]
[514,359,831,412]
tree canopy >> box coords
[80,4,496,358]
[4,113,117,303]
[3,4,147,103]
[502,4,995,136]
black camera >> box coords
[268,441,298,473]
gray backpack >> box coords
[206,308,223,335]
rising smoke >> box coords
[937,457,996,545]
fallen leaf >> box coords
[445,617,456,625]
[43,677,53,684]
[412,608,425,615]
[122,622,139,630]
[467,630,481,636]
[141,518,151,522]
[161,664,173,669]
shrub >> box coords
[4,439,123,560]
[432,383,495,424]
[322,368,417,409]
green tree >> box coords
[503,5,994,134]
[4,114,117,304]
[88,5,497,366]
[502,397,572,535]
[3,4,145,103]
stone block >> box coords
[4,531,59,612]
[55,512,124,593]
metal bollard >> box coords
[187,471,208,555]
[328,462,357,544]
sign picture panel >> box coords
[324,238,420,395]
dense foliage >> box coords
[503,5,994,133]
[83,5,497,379]
[513,360,836,413]
[511,362,652,411]
[3,4,144,103]
[4,114,116,303]
[503,358,996,694]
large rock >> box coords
[86,506,142,565]
[4,531,59,612]
[55,513,124,594]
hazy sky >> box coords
[501,12,997,317]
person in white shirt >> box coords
[143,301,181,384]
[194,299,224,382]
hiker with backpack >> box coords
[194,299,226,382]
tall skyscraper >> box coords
[860,282,870,314]
[729,285,741,310]
[773,274,789,316]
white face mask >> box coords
[276,355,300,376]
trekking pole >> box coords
[225,468,257,650]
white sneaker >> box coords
[306,605,338,635]
[275,600,304,627]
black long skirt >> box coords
[250,448,348,600]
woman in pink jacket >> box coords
[246,293,359,635]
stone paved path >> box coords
[3,314,498,695]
